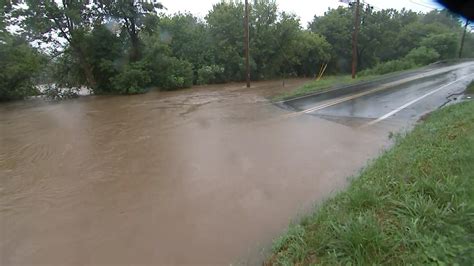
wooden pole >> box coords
[459,20,470,58]
[244,0,250,87]
[351,0,360,79]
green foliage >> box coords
[309,7,352,72]
[310,6,465,73]
[0,35,42,101]
[100,0,163,61]
[159,57,194,90]
[4,0,471,99]
[18,0,104,89]
[139,33,193,90]
[197,65,225,85]
[421,33,459,60]
[268,101,474,264]
[157,13,214,73]
[422,9,462,29]
[405,46,440,65]
[0,0,9,37]
[112,62,151,94]
[293,31,332,77]
[84,24,124,94]
[206,1,245,81]
[49,50,85,89]
[360,59,417,76]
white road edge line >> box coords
[365,74,473,126]
[297,63,474,115]
[276,62,474,105]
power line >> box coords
[409,0,437,10]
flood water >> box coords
[1,80,390,265]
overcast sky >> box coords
[160,0,443,27]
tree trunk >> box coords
[82,61,97,90]
[129,34,141,62]
[72,45,97,91]
[129,18,141,62]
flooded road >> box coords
[1,79,391,265]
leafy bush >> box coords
[197,64,225,85]
[85,25,123,93]
[112,63,151,94]
[49,51,86,90]
[158,57,194,90]
[405,46,440,65]
[421,33,458,60]
[360,59,417,76]
[0,36,42,101]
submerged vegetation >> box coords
[1,0,473,101]
[267,100,474,265]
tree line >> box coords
[1,0,472,101]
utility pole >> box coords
[459,20,470,58]
[351,0,360,79]
[244,0,250,88]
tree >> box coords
[0,34,42,101]
[309,7,353,73]
[0,0,8,37]
[421,33,459,59]
[18,0,102,89]
[405,46,440,65]
[156,13,214,81]
[358,8,403,68]
[84,24,124,93]
[206,1,245,81]
[273,12,303,76]
[294,31,332,77]
[422,9,461,30]
[249,0,279,79]
[100,0,163,62]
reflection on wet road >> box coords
[284,62,474,128]
[0,76,423,264]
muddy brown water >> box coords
[1,80,391,265]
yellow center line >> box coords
[282,62,473,119]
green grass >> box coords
[466,81,474,94]
[267,101,474,265]
[273,75,380,102]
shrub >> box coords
[197,64,225,85]
[359,59,417,76]
[85,25,123,93]
[421,33,458,60]
[0,36,42,101]
[405,46,440,65]
[159,57,194,90]
[49,51,86,90]
[112,63,151,94]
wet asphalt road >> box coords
[281,61,474,128]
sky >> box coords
[160,0,443,27]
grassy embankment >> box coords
[466,81,474,94]
[267,101,474,265]
[273,75,378,102]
